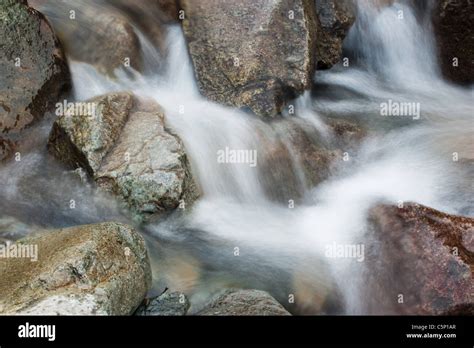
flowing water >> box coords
[2,0,472,314]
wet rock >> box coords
[181,0,318,117]
[433,0,474,85]
[135,291,190,316]
[197,289,291,315]
[48,92,199,222]
[107,0,171,51]
[38,1,142,76]
[315,0,356,69]
[0,0,70,136]
[365,203,474,315]
[0,138,14,162]
[0,222,151,315]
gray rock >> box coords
[197,289,291,316]
[48,92,199,222]
[135,291,190,316]
[0,0,70,136]
[181,0,318,117]
[0,222,151,315]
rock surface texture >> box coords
[314,0,355,69]
[366,203,473,315]
[0,222,151,315]
[197,289,291,315]
[48,92,199,221]
[181,0,318,117]
[0,0,70,136]
[433,0,474,85]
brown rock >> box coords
[181,0,318,117]
[433,0,474,85]
[365,203,473,314]
[0,222,151,315]
[0,0,70,136]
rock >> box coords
[0,222,151,315]
[35,1,142,76]
[181,0,318,117]
[314,0,356,69]
[433,0,474,85]
[135,291,190,315]
[157,0,180,23]
[48,92,199,222]
[365,203,473,315]
[0,137,14,162]
[107,0,170,51]
[197,289,291,315]
[0,0,70,136]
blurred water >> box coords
[1,0,472,314]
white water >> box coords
[2,0,472,314]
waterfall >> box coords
[2,0,472,314]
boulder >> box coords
[30,0,142,76]
[433,0,474,85]
[48,92,199,222]
[135,291,190,316]
[314,0,356,69]
[365,203,473,315]
[180,0,318,117]
[197,289,291,315]
[0,222,151,315]
[0,0,70,136]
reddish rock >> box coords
[365,203,473,314]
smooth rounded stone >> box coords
[135,291,190,316]
[314,0,356,69]
[365,203,474,315]
[0,0,70,136]
[181,0,318,117]
[48,92,199,222]
[30,0,142,76]
[197,289,291,316]
[0,222,151,315]
[432,0,474,85]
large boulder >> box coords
[365,203,473,315]
[0,222,151,315]
[314,0,356,69]
[48,92,199,222]
[180,0,318,117]
[0,0,70,136]
[29,1,142,76]
[433,0,474,85]
[197,289,291,315]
